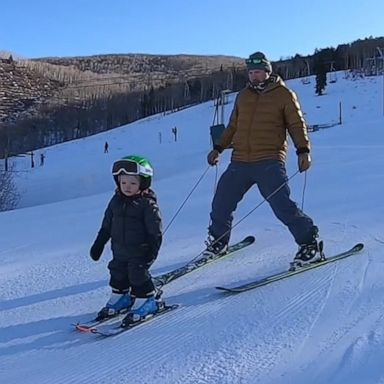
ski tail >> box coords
[154,235,255,287]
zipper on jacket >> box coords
[249,92,259,161]
[123,201,127,245]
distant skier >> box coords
[205,51,321,266]
[172,126,178,142]
[90,155,164,325]
[40,153,45,166]
[104,141,109,153]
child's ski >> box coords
[74,236,254,329]
[75,304,179,337]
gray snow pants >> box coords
[209,160,317,246]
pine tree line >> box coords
[1,36,383,157]
[0,67,247,156]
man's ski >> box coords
[76,304,179,337]
[216,243,364,293]
[153,235,255,287]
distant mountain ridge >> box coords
[0,53,244,124]
[0,35,383,157]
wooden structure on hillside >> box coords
[364,47,384,76]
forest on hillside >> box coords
[0,36,383,158]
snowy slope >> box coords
[0,73,383,384]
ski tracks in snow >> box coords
[268,238,384,384]
[147,253,345,383]
[1,233,377,384]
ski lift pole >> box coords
[220,91,224,125]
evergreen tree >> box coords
[315,68,327,95]
[313,49,328,95]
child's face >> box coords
[118,174,141,196]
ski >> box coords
[73,308,131,330]
[74,236,254,329]
[74,313,125,332]
[216,243,364,293]
[74,288,165,330]
[153,235,255,287]
[76,304,179,337]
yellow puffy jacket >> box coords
[217,75,310,162]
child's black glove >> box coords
[90,242,104,261]
[90,228,110,261]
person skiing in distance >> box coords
[90,155,163,324]
[205,51,321,266]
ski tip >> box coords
[75,324,98,333]
[352,243,364,252]
[243,235,256,243]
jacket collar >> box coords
[247,74,283,93]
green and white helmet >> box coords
[112,155,154,190]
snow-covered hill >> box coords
[1,73,383,384]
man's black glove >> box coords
[90,228,110,261]
[296,148,311,173]
[298,152,311,173]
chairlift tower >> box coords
[210,89,231,146]
[329,61,337,83]
[364,47,384,76]
[302,60,311,84]
[376,47,384,74]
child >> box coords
[90,155,163,325]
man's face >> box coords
[248,69,269,84]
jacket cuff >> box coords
[296,147,310,155]
[213,144,224,153]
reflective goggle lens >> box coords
[245,58,263,65]
[112,160,139,176]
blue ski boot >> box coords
[121,296,162,327]
[96,292,133,320]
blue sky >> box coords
[1,0,383,60]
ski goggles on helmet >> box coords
[245,58,263,65]
[112,159,153,177]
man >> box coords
[205,51,320,265]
